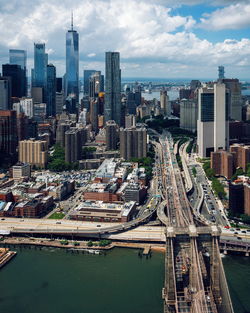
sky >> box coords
[0,0,250,80]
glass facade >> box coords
[66,29,79,101]
[104,52,121,125]
[46,64,56,117]
[9,49,27,96]
[201,93,214,122]
[83,70,96,95]
[32,43,47,90]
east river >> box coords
[0,247,249,313]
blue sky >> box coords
[0,0,249,79]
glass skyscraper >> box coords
[32,43,48,89]
[46,64,56,117]
[83,70,96,95]
[9,49,27,96]
[104,52,121,125]
[66,18,79,102]
[9,49,27,70]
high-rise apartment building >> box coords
[2,64,25,98]
[120,126,147,160]
[211,150,234,179]
[106,120,118,150]
[125,114,136,128]
[160,89,170,116]
[46,64,56,117]
[180,99,198,133]
[65,128,83,163]
[9,49,27,96]
[89,99,98,133]
[19,139,48,168]
[13,98,34,118]
[105,52,121,125]
[230,144,250,171]
[0,77,11,110]
[66,17,79,101]
[197,83,229,157]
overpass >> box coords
[157,131,234,313]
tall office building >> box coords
[19,139,48,168]
[0,77,11,110]
[83,70,96,95]
[180,99,198,133]
[218,66,225,80]
[89,71,104,98]
[197,83,229,157]
[221,79,242,121]
[9,49,27,96]
[2,64,25,98]
[120,126,147,160]
[66,16,79,101]
[0,110,17,159]
[106,120,118,150]
[105,52,121,125]
[32,43,48,101]
[46,64,56,117]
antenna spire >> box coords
[71,11,73,30]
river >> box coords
[0,247,249,313]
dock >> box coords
[143,245,151,255]
[0,248,16,269]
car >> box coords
[97,225,101,227]
[241,231,246,234]
[224,226,230,229]
[56,222,61,224]
[234,232,238,235]
[1,218,5,220]
[237,237,242,240]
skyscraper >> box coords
[83,70,96,95]
[32,43,48,101]
[46,64,56,116]
[197,82,229,157]
[218,66,225,80]
[66,15,79,101]
[9,49,27,96]
[2,64,25,98]
[105,52,121,125]
[0,77,11,110]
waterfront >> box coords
[0,247,249,313]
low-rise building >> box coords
[69,200,136,223]
[12,163,31,180]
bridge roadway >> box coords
[157,132,234,313]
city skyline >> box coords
[0,0,249,79]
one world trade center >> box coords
[66,14,79,102]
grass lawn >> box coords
[49,212,65,219]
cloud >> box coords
[0,0,249,78]
[200,3,250,30]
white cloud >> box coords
[0,0,249,78]
[200,3,250,30]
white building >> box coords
[20,98,34,117]
[197,83,229,158]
